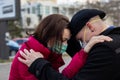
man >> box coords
[20,9,120,80]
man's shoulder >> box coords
[90,33,120,55]
[108,27,120,34]
[89,35,119,53]
[104,33,120,49]
[98,27,120,49]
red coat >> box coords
[9,36,88,80]
[62,49,88,78]
[9,36,65,80]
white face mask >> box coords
[79,40,87,48]
[78,27,87,48]
[81,42,87,48]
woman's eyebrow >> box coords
[63,38,70,42]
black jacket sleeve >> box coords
[28,43,115,80]
[28,58,70,80]
[66,37,81,57]
[72,43,115,80]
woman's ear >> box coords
[86,22,94,32]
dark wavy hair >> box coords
[32,14,69,48]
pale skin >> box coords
[76,16,109,43]
[18,35,112,67]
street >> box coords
[0,54,71,80]
[0,62,11,80]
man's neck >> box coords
[100,25,115,35]
[101,24,110,32]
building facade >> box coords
[20,0,78,31]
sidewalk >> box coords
[0,62,11,80]
[0,54,71,80]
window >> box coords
[52,7,59,14]
[37,4,41,15]
[32,6,36,14]
[27,8,30,14]
[45,6,50,15]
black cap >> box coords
[69,9,106,36]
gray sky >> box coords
[57,0,86,4]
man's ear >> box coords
[86,22,94,32]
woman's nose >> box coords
[62,41,68,45]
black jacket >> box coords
[28,27,120,80]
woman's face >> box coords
[62,28,71,44]
[48,28,71,54]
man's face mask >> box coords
[52,43,68,54]
[79,27,87,48]
[79,40,87,48]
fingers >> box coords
[24,49,30,55]
[19,50,27,59]
[30,49,44,58]
[18,57,26,64]
[30,49,35,54]
[84,35,113,53]
[104,36,112,41]
[92,35,113,42]
[99,35,112,42]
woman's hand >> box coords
[84,35,113,53]
[18,49,44,67]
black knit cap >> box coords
[69,9,106,36]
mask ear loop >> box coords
[90,18,107,33]
[83,27,87,43]
[89,18,101,24]
[82,27,87,48]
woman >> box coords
[9,14,71,80]
[18,35,112,79]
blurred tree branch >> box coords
[85,0,120,26]
[8,20,22,38]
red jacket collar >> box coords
[26,36,51,59]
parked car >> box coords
[6,38,28,56]
[13,38,28,47]
[6,39,20,56]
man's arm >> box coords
[28,43,115,80]
[72,43,115,80]
[28,58,70,80]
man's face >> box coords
[75,16,103,44]
[75,26,92,44]
[75,27,85,42]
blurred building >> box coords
[20,0,116,37]
[28,0,57,3]
[20,0,79,34]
